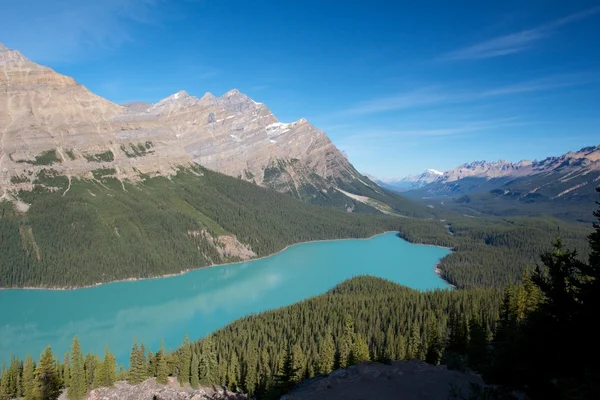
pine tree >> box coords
[190,351,199,389]
[467,317,488,371]
[22,355,39,400]
[127,340,146,384]
[103,346,116,387]
[147,350,156,378]
[92,354,105,389]
[290,343,305,383]
[243,344,259,396]
[62,353,70,388]
[177,335,191,386]
[35,347,60,400]
[350,335,370,365]
[337,318,354,368]
[226,352,240,391]
[156,341,169,385]
[258,347,272,393]
[317,332,335,374]
[68,336,85,400]
[199,336,217,385]
[273,344,300,395]
[395,334,406,361]
[0,366,11,400]
[84,354,98,391]
[406,324,421,360]
[425,327,443,365]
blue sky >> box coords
[1,0,599,178]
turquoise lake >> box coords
[0,232,450,365]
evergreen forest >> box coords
[0,165,591,289]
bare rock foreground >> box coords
[283,360,485,400]
[77,378,249,400]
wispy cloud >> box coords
[338,72,597,116]
[0,0,165,63]
[440,6,600,61]
[339,118,524,144]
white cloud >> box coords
[440,6,600,61]
[337,73,596,116]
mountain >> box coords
[0,43,434,288]
[0,43,418,216]
[377,169,443,192]
[402,146,600,222]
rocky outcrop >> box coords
[282,360,485,400]
[0,42,370,205]
[83,378,249,400]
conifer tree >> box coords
[337,318,354,368]
[84,354,98,391]
[35,347,60,400]
[177,335,191,386]
[317,332,335,374]
[290,343,305,383]
[0,367,11,400]
[190,351,199,389]
[226,352,239,391]
[406,324,421,360]
[350,335,370,365]
[199,336,217,385]
[425,327,443,365]
[22,355,38,400]
[147,350,156,378]
[395,334,406,361]
[62,353,70,388]
[156,341,169,385]
[103,346,116,387]
[273,344,300,395]
[68,336,85,400]
[467,317,488,371]
[127,340,147,384]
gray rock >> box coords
[282,360,486,400]
[84,378,250,400]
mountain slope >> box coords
[402,146,600,221]
[0,43,421,216]
[0,165,411,288]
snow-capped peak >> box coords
[426,168,443,175]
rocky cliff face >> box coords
[0,43,370,206]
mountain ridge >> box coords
[397,145,600,221]
[1,42,415,215]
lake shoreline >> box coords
[0,231,454,292]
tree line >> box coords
[2,188,599,399]
[0,165,591,290]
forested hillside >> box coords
[0,277,503,399]
[0,165,592,288]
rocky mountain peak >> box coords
[0,45,28,64]
[200,92,217,102]
[1,43,369,210]
[216,89,264,113]
[147,90,201,114]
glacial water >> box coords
[0,233,450,365]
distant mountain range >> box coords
[379,146,600,222]
[373,169,443,192]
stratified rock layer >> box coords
[0,42,366,202]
